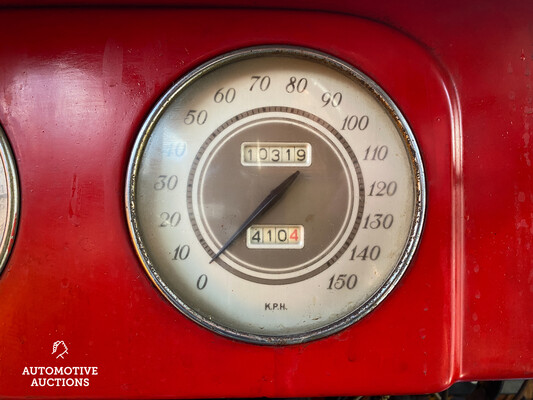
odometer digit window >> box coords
[126,47,425,344]
[241,142,311,166]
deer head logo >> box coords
[52,341,68,359]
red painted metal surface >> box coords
[0,2,530,398]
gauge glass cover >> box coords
[126,47,425,344]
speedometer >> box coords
[126,47,425,344]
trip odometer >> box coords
[126,47,425,344]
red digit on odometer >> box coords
[290,229,299,241]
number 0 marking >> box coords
[197,274,208,290]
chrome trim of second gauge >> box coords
[0,125,19,276]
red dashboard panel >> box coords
[0,3,531,398]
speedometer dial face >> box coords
[126,47,425,344]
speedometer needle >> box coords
[209,170,300,263]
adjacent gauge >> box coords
[0,125,18,276]
[126,47,425,344]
